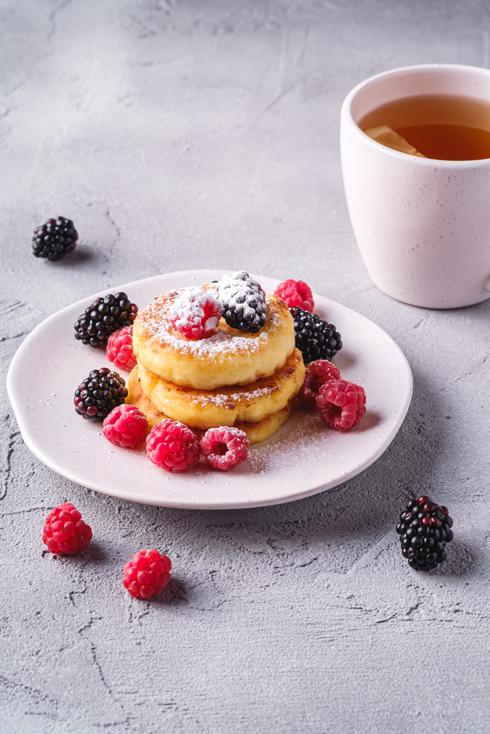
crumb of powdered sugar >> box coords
[247,410,329,473]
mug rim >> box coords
[341,63,490,168]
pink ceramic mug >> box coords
[341,64,490,309]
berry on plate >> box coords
[290,307,342,364]
[103,404,149,449]
[218,271,266,333]
[146,419,200,473]
[274,279,314,312]
[106,325,137,371]
[74,292,138,348]
[123,549,172,600]
[169,289,222,340]
[200,426,249,471]
[299,359,341,408]
[42,502,92,555]
[32,217,78,261]
[396,496,454,571]
[316,379,366,431]
[74,367,127,421]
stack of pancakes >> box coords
[128,287,305,443]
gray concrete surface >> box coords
[1,1,489,732]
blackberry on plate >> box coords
[74,292,137,348]
[218,271,267,333]
[74,367,127,421]
[396,496,454,571]
[32,217,78,260]
[290,307,342,364]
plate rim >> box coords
[7,269,413,510]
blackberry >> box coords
[74,292,137,348]
[290,307,342,364]
[74,367,127,421]
[218,271,266,333]
[32,217,78,260]
[396,496,454,571]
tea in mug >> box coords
[359,93,490,160]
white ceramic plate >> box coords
[7,270,412,509]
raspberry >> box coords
[106,326,136,371]
[146,420,200,472]
[316,379,366,431]
[42,503,92,555]
[123,549,172,600]
[299,359,341,408]
[274,279,314,312]
[169,289,222,340]
[200,426,249,471]
[103,404,149,449]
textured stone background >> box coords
[1,1,489,732]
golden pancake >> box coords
[126,366,291,444]
[136,348,304,429]
[133,290,295,390]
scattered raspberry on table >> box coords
[103,404,149,449]
[316,379,366,431]
[42,503,92,555]
[200,426,249,471]
[274,279,314,312]
[146,419,200,472]
[299,359,341,408]
[123,549,172,600]
[106,326,137,371]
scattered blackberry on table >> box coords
[74,367,127,421]
[290,307,342,363]
[396,496,454,571]
[74,292,138,347]
[218,271,266,332]
[32,217,78,260]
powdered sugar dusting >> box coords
[218,271,266,329]
[192,384,274,407]
[247,409,330,474]
[209,425,248,440]
[218,271,264,302]
[138,286,278,360]
[169,288,214,329]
